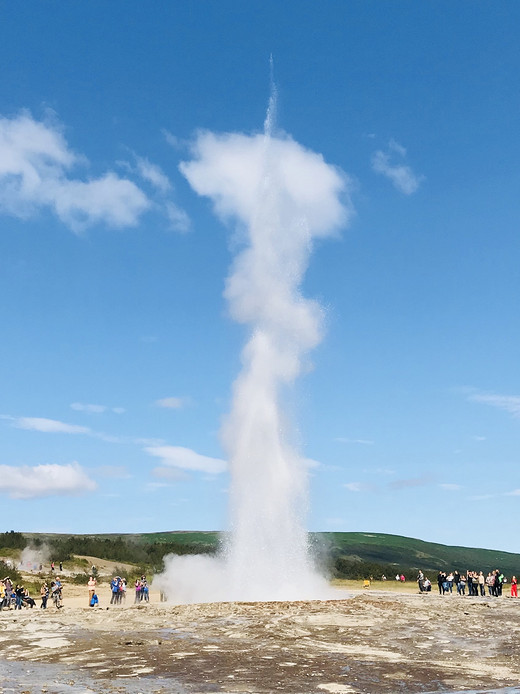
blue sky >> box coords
[1,1,520,553]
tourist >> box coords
[110,576,121,604]
[89,592,99,607]
[87,575,97,604]
[511,576,518,597]
[446,572,454,594]
[141,577,149,602]
[437,571,446,595]
[486,572,494,596]
[14,584,24,610]
[417,570,424,592]
[0,579,6,609]
[458,574,466,595]
[478,571,486,596]
[40,582,49,609]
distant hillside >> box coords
[8,531,520,577]
[317,532,520,576]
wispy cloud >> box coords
[145,445,227,474]
[71,403,106,414]
[1,415,90,434]
[0,111,150,232]
[145,481,173,492]
[1,414,159,448]
[165,201,191,233]
[162,129,185,150]
[344,482,364,492]
[154,396,185,409]
[371,139,423,195]
[335,437,374,445]
[389,476,431,490]
[134,155,171,193]
[0,462,96,499]
[468,391,520,419]
[70,402,125,415]
[439,483,462,491]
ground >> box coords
[2,582,520,693]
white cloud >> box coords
[71,402,125,415]
[155,396,184,409]
[145,445,227,474]
[504,489,520,496]
[2,415,90,434]
[371,139,423,194]
[0,111,150,232]
[70,402,107,414]
[439,483,462,491]
[0,462,96,499]
[469,392,520,419]
[344,482,363,492]
[135,155,171,193]
[165,201,191,233]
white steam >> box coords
[18,544,51,571]
[156,94,351,603]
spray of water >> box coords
[155,83,351,603]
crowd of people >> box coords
[134,576,150,603]
[88,574,150,606]
[109,575,127,604]
[0,576,62,609]
[416,569,518,597]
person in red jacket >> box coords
[511,576,517,597]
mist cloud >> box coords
[0,462,97,499]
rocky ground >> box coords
[2,588,520,693]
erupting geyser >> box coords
[155,83,352,603]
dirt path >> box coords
[1,590,520,693]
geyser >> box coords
[156,86,351,603]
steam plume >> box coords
[156,86,351,602]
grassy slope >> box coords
[18,531,520,574]
[318,532,520,574]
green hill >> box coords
[5,530,520,578]
[317,532,520,576]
